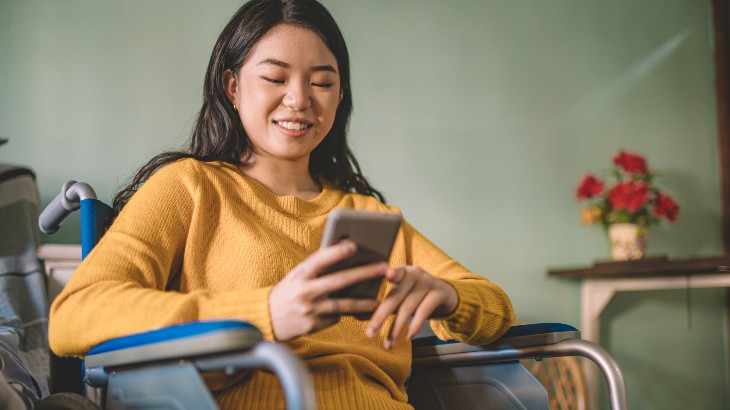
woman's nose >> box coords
[282,81,312,111]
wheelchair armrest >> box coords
[410,323,628,410]
[411,322,580,354]
[84,320,318,410]
[84,320,262,368]
[491,322,580,347]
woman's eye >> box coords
[262,77,284,84]
[312,82,333,88]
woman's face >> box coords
[226,24,342,166]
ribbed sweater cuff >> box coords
[205,286,275,341]
[433,279,513,345]
[437,279,481,325]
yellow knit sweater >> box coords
[49,159,514,409]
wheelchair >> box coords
[38,180,628,410]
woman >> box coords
[49,0,515,408]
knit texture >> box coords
[49,159,515,409]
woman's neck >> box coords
[238,155,322,200]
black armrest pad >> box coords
[411,323,580,350]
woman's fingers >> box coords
[315,315,339,331]
[320,297,379,315]
[298,240,357,279]
[313,262,388,295]
[366,266,415,337]
[406,291,443,340]
[385,265,406,284]
[385,285,427,348]
[270,242,395,342]
[366,266,457,349]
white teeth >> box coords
[277,121,309,130]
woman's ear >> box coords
[223,69,238,109]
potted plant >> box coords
[575,150,679,260]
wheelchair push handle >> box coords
[39,180,97,234]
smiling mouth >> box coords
[274,121,313,131]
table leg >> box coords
[582,281,617,409]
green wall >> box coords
[0,0,726,408]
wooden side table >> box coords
[548,255,730,409]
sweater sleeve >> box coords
[402,221,515,346]
[49,160,275,357]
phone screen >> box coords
[320,209,402,299]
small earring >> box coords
[233,101,238,111]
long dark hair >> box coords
[112,0,383,213]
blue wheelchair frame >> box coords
[40,181,627,409]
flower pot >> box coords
[608,223,647,261]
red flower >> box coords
[576,175,604,199]
[608,181,649,213]
[613,150,648,174]
[653,192,679,222]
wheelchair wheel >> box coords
[35,392,100,410]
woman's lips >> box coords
[273,120,313,137]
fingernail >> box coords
[384,339,392,350]
[366,327,376,337]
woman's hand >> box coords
[269,241,387,341]
[366,266,458,349]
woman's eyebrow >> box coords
[311,64,337,73]
[256,58,337,73]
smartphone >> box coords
[320,208,402,299]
